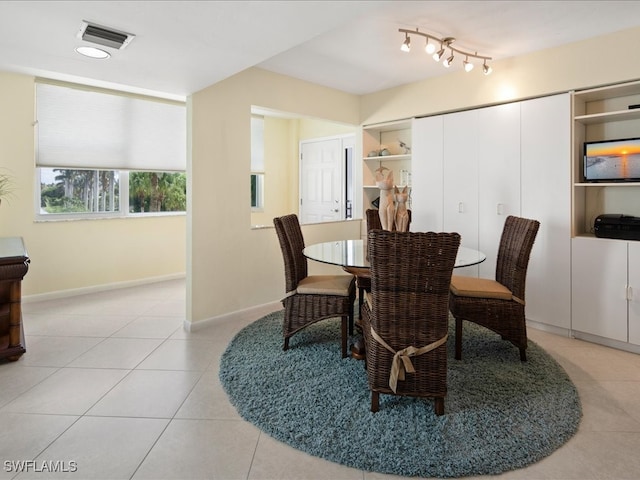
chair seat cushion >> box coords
[450,275,512,300]
[342,266,370,279]
[297,275,354,296]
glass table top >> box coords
[303,239,486,269]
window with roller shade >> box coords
[251,114,265,211]
[35,81,186,219]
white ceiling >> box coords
[2,1,640,100]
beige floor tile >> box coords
[132,419,260,479]
[15,416,169,479]
[66,337,164,369]
[87,369,201,418]
[0,364,58,408]
[24,313,137,337]
[595,380,640,425]
[67,299,160,316]
[111,315,183,339]
[0,368,129,415]
[574,381,640,432]
[22,298,80,315]
[499,431,640,479]
[548,342,640,382]
[19,336,103,367]
[143,299,186,317]
[11,279,640,480]
[0,412,78,480]
[249,433,364,480]
[135,338,218,371]
[174,370,241,420]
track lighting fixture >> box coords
[401,33,411,52]
[399,28,493,74]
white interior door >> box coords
[300,138,343,224]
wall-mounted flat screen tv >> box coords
[584,137,640,182]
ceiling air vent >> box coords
[77,21,135,50]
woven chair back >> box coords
[367,230,460,350]
[273,214,308,292]
[494,216,541,301]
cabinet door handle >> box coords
[628,285,633,301]
[497,203,505,215]
[458,202,464,213]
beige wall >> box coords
[189,68,361,324]
[250,117,295,228]
[0,72,186,298]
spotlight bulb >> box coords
[483,62,493,75]
[463,59,474,72]
[433,47,445,61]
[425,42,436,55]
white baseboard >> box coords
[526,319,571,337]
[23,273,186,304]
[570,330,640,355]
[184,301,282,332]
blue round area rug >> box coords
[219,311,582,478]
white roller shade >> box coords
[251,115,264,172]
[36,82,186,171]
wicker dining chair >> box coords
[273,214,356,358]
[361,230,460,415]
[449,215,540,362]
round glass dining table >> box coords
[303,239,486,269]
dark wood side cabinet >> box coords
[0,237,30,361]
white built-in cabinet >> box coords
[572,237,630,342]
[477,103,522,278]
[521,95,572,330]
[411,93,571,330]
[630,242,640,345]
[442,109,481,277]
[363,85,640,350]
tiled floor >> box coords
[2,278,640,479]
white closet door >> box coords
[629,241,640,345]
[521,93,572,329]
[411,116,444,232]
[477,102,521,278]
[443,109,479,277]
[572,237,628,342]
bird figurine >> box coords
[399,140,411,154]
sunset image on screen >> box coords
[585,139,640,181]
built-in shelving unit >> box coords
[572,80,640,237]
[571,80,640,353]
[362,119,412,212]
